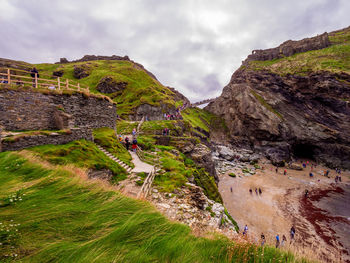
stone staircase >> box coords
[95,143,133,173]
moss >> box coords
[228,173,236,178]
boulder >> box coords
[288,163,303,170]
[217,145,235,161]
[53,69,64,77]
[73,64,91,79]
[188,143,217,181]
[96,76,128,93]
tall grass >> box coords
[0,152,307,262]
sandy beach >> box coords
[218,160,350,262]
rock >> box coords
[59,58,69,63]
[243,32,330,64]
[288,163,303,170]
[53,69,64,77]
[88,169,113,181]
[96,76,128,93]
[188,143,217,180]
[158,203,171,209]
[188,185,207,210]
[206,29,350,170]
[73,64,91,79]
[217,145,235,161]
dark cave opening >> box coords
[292,143,316,160]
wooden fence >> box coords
[0,67,89,93]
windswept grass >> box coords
[0,152,305,262]
[29,140,128,182]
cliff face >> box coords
[206,27,350,168]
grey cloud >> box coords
[0,0,349,101]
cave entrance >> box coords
[292,143,316,160]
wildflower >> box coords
[9,199,13,202]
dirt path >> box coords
[218,160,350,262]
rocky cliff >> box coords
[206,27,350,169]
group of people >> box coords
[163,113,182,120]
[249,187,262,195]
[119,128,138,152]
[243,225,296,248]
[162,128,170,136]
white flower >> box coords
[9,199,13,202]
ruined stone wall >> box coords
[1,128,93,152]
[0,89,117,131]
[243,32,330,64]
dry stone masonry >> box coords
[0,89,118,152]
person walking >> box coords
[290,226,296,241]
[275,234,280,248]
[249,189,253,195]
[125,137,130,151]
[281,235,287,247]
[132,138,137,152]
[243,225,248,236]
[258,188,262,195]
[284,169,287,176]
[261,233,266,246]
[132,128,136,138]
[255,188,258,195]
[230,187,232,193]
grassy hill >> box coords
[0,151,306,263]
[33,60,178,117]
[245,26,350,75]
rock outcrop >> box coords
[243,32,330,65]
[206,27,350,169]
[206,69,350,168]
[73,64,91,79]
[96,76,128,93]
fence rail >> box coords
[0,67,89,93]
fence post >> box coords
[77,83,80,91]
[66,79,69,89]
[57,77,60,90]
[35,73,38,88]
[7,69,10,84]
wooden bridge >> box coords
[190,97,217,107]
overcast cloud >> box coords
[0,0,349,101]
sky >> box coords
[0,0,349,102]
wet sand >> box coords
[218,160,350,262]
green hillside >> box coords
[245,27,350,75]
[33,60,178,117]
[0,152,305,263]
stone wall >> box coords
[1,128,93,152]
[0,89,117,131]
[243,32,330,64]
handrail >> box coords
[0,67,88,92]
